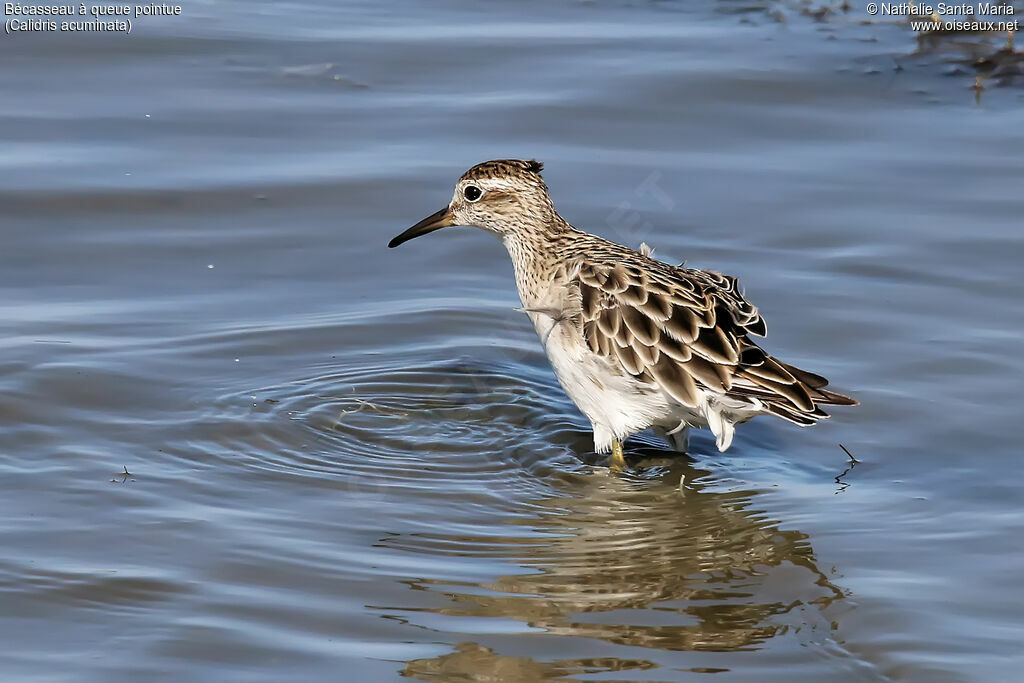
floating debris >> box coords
[743,0,1024,97]
[111,465,135,484]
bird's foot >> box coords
[609,438,627,472]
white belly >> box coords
[528,311,703,452]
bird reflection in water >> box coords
[375,451,848,680]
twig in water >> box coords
[834,462,856,494]
[834,445,860,494]
[111,465,134,484]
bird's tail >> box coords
[780,362,859,406]
[729,349,858,428]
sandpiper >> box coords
[389,159,856,470]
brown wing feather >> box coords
[575,259,856,422]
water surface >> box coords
[2,1,1023,681]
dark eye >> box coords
[463,185,482,202]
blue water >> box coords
[2,1,1023,681]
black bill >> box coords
[388,206,456,248]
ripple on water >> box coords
[378,459,851,655]
[178,347,597,515]
[151,319,856,670]
[3,298,868,679]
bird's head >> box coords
[388,159,559,248]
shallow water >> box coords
[2,1,1023,681]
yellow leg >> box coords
[609,438,627,471]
